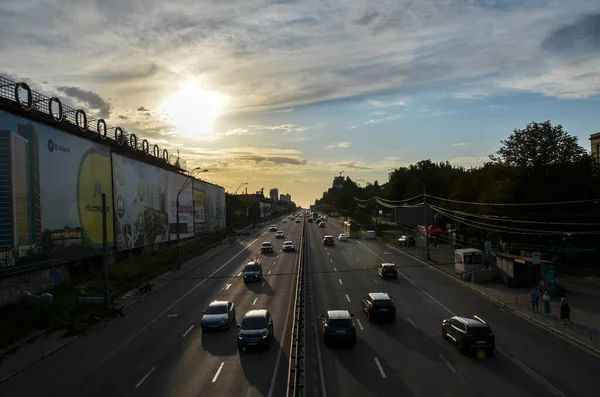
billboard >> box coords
[167,172,194,240]
[193,180,226,234]
[0,110,114,270]
[260,201,272,218]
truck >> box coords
[312,212,319,221]
[454,248,484,276]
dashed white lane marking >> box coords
[355,318,364,330]
[225,283,232,290]
[237,272,242,277]
[212,362,225,382]
[330,259,333,263]
[334,268,337,272]
[167,314,178,317]
[273,261,276,265]
[135,366,156,388]
[268,270,272,275]
[345,294,351,302]
[182,325,195,337]
[374,358,387,379]
[439,354,457,374]
[407,317,418,329]
[261,281,266,287]
[277,255,279,258]
[252,297,258,305]
[339,279,343,285]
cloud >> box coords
[452,90,489,100]
[453,142,468,147]
[236,156,308,165]
[118,114,128,120]
[55,86,112,118]
[336,161,373,170]
[92,62,159,83]
[137,106,149,111]
[328,142,351,148]
[449,156,487,167]
[366,115,401,124]
[349,125,356,130]
[248,124,305,132]
[367,98,407,107]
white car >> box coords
[365,230,376,239]
[338,233,348,242]
[275,231,284,239]
[282,241,295,251]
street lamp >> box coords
[410,175,430,261]
[176,167,209,270]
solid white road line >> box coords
[354,238,569,397]
[182,325,195,338]
[135,366,156,388]
[225,283,232,290]
[406,317,418,329]
[345,294,351,302]
[438,354,457,374]
[167,314,178,317]
[212,362,225,383]
[252,297,257,305]
[339,279,343,285]
[89,231,269,372]
[355,318,364,330]
[374,358,387,379]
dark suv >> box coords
[441,315,495,355]
[362,292,396,322]
[320,310,356,346]
[378,263,398,279]
[237,309,274,351]
[243,260,263,283]
[323,235,334,246]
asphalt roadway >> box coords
[0,216,300,397]
[304,218,599,397]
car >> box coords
[365,230,376,239]
[320,310,356,346]
[362,292,396,323]
[237,309,274,351]
[398,235,415,247]
[323,235,334,246]
[378,263,398,279]
[338,233,348,242]
[243,260,263,282]
[442,315,495,355]
[201,300,236,331]
[307,218,313,223]
[269,225,277,232]
[319,222,326,228]
[323,215,328,220]
[275,231,284,239]
[282,219,287,223]
[260,242,273,254]
[295,219,301,223]
[282,241,295,251]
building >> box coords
[332,176,344,189]
[17,124,42,248]
[590,132,600,161]
[269,188,279,202]
[280,193,291,202]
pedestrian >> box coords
[530,288,539,313]
[560,298,571,325]
[543,291,551,317]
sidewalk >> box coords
[0,239,235,383]
[384,233,600,355]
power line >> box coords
[426,194,600,207]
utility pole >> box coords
[101,193,110,309]
[423,185,430,261]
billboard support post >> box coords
[176,194,181,270]
[102,193,110,309]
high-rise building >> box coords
[269,188,279,202]
[17,124,41,247]
[280,193,292,202]
[0,130,13,249]
[590,132,600,161]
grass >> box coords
[0,230,227,351]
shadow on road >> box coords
[200,328,238,356]
[239,337,283,397]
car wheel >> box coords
[349,338,357,347]
[368,312,374,322]
[487,348,495,357]
[441,328,447,339]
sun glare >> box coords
[162,80,227,137]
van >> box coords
[365,230,376,240]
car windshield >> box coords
[262,243,272,246]
[241,316,268,330]
[205,304,227,314]
[245,264,259,271]
[284,242,293,245]
[373,300,394,307]
[328,319,352,327]
[468,326,491,336]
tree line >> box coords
[315,121,600,265]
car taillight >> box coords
[325,326,334,332]
[392,266,397,271]
[466,333,473,337]
[488,332,494,337]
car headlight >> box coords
[238,335,243,340]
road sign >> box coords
[484,240,492,254]
[532,252,541,265]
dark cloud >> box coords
[137,106,149,111]
[236,156,307,165]
[55,86,112,118]
[354,9,379,26]
[338,162,372,170]
[92,62,159,83]
[542,14,600,54]
[118,115,128,120]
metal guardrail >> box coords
[286,219,306,397]
[0,75,186,169]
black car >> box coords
[320,310,356,346]
[323,235,334,246]
[243,260,263,282]
[442,315,495,355]
[237,309,274,351]
[378,263,398,279]
[307,218,313,223]
[260,242,273,254]
[201,301,236,331]
[362,292,396,322]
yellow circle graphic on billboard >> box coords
[77,148,114,249]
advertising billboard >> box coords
[193,180,225,234]
[167,171,194,240]
[260,201,272,218]
[0,110,114,270]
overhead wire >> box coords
[426,194,600,207]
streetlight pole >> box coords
[411,175,430,261]
[176,167,208,270]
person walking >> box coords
[530,288,539,313]
[543,291,551,317]
[560,298,571,325]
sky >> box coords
[1,0,600,208]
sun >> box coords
[162,80,227,137]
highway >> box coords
[0,216,301,397]
[304,217,599,397]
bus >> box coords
[343,220,361,238]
